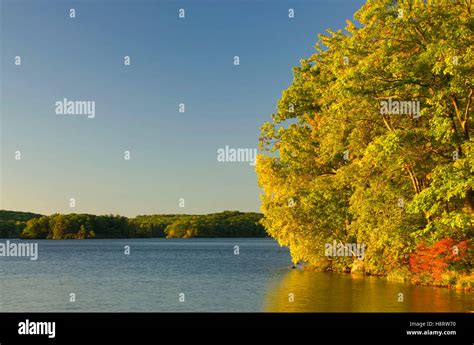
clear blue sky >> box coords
[1,0,365,217]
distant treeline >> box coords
[0,210,266,239]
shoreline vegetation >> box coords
[256,0,473,291]
[1,210,472,292]
[0,210,266,240]
[2,1,473,294]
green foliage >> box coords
[0,210,42,238]
[164,211,266,238]
[21,216,50,239]
[257,0,473,286]
[0,211,266,239]
[129,215,187,238]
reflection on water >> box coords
[2,239,472,312]
[264,270,474,312]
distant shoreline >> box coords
[0,210,267,240]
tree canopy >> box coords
[0,210,42,238]
[0,210,266,239]
[257,0,473,288]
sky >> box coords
[0,0,365,217]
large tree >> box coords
[257,0,473,284]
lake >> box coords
[0,238,472,312]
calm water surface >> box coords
[1,239,472,312]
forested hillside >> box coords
[0,210,266,239]
[0,210,43,238]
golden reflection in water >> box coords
[264,269,473,312]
